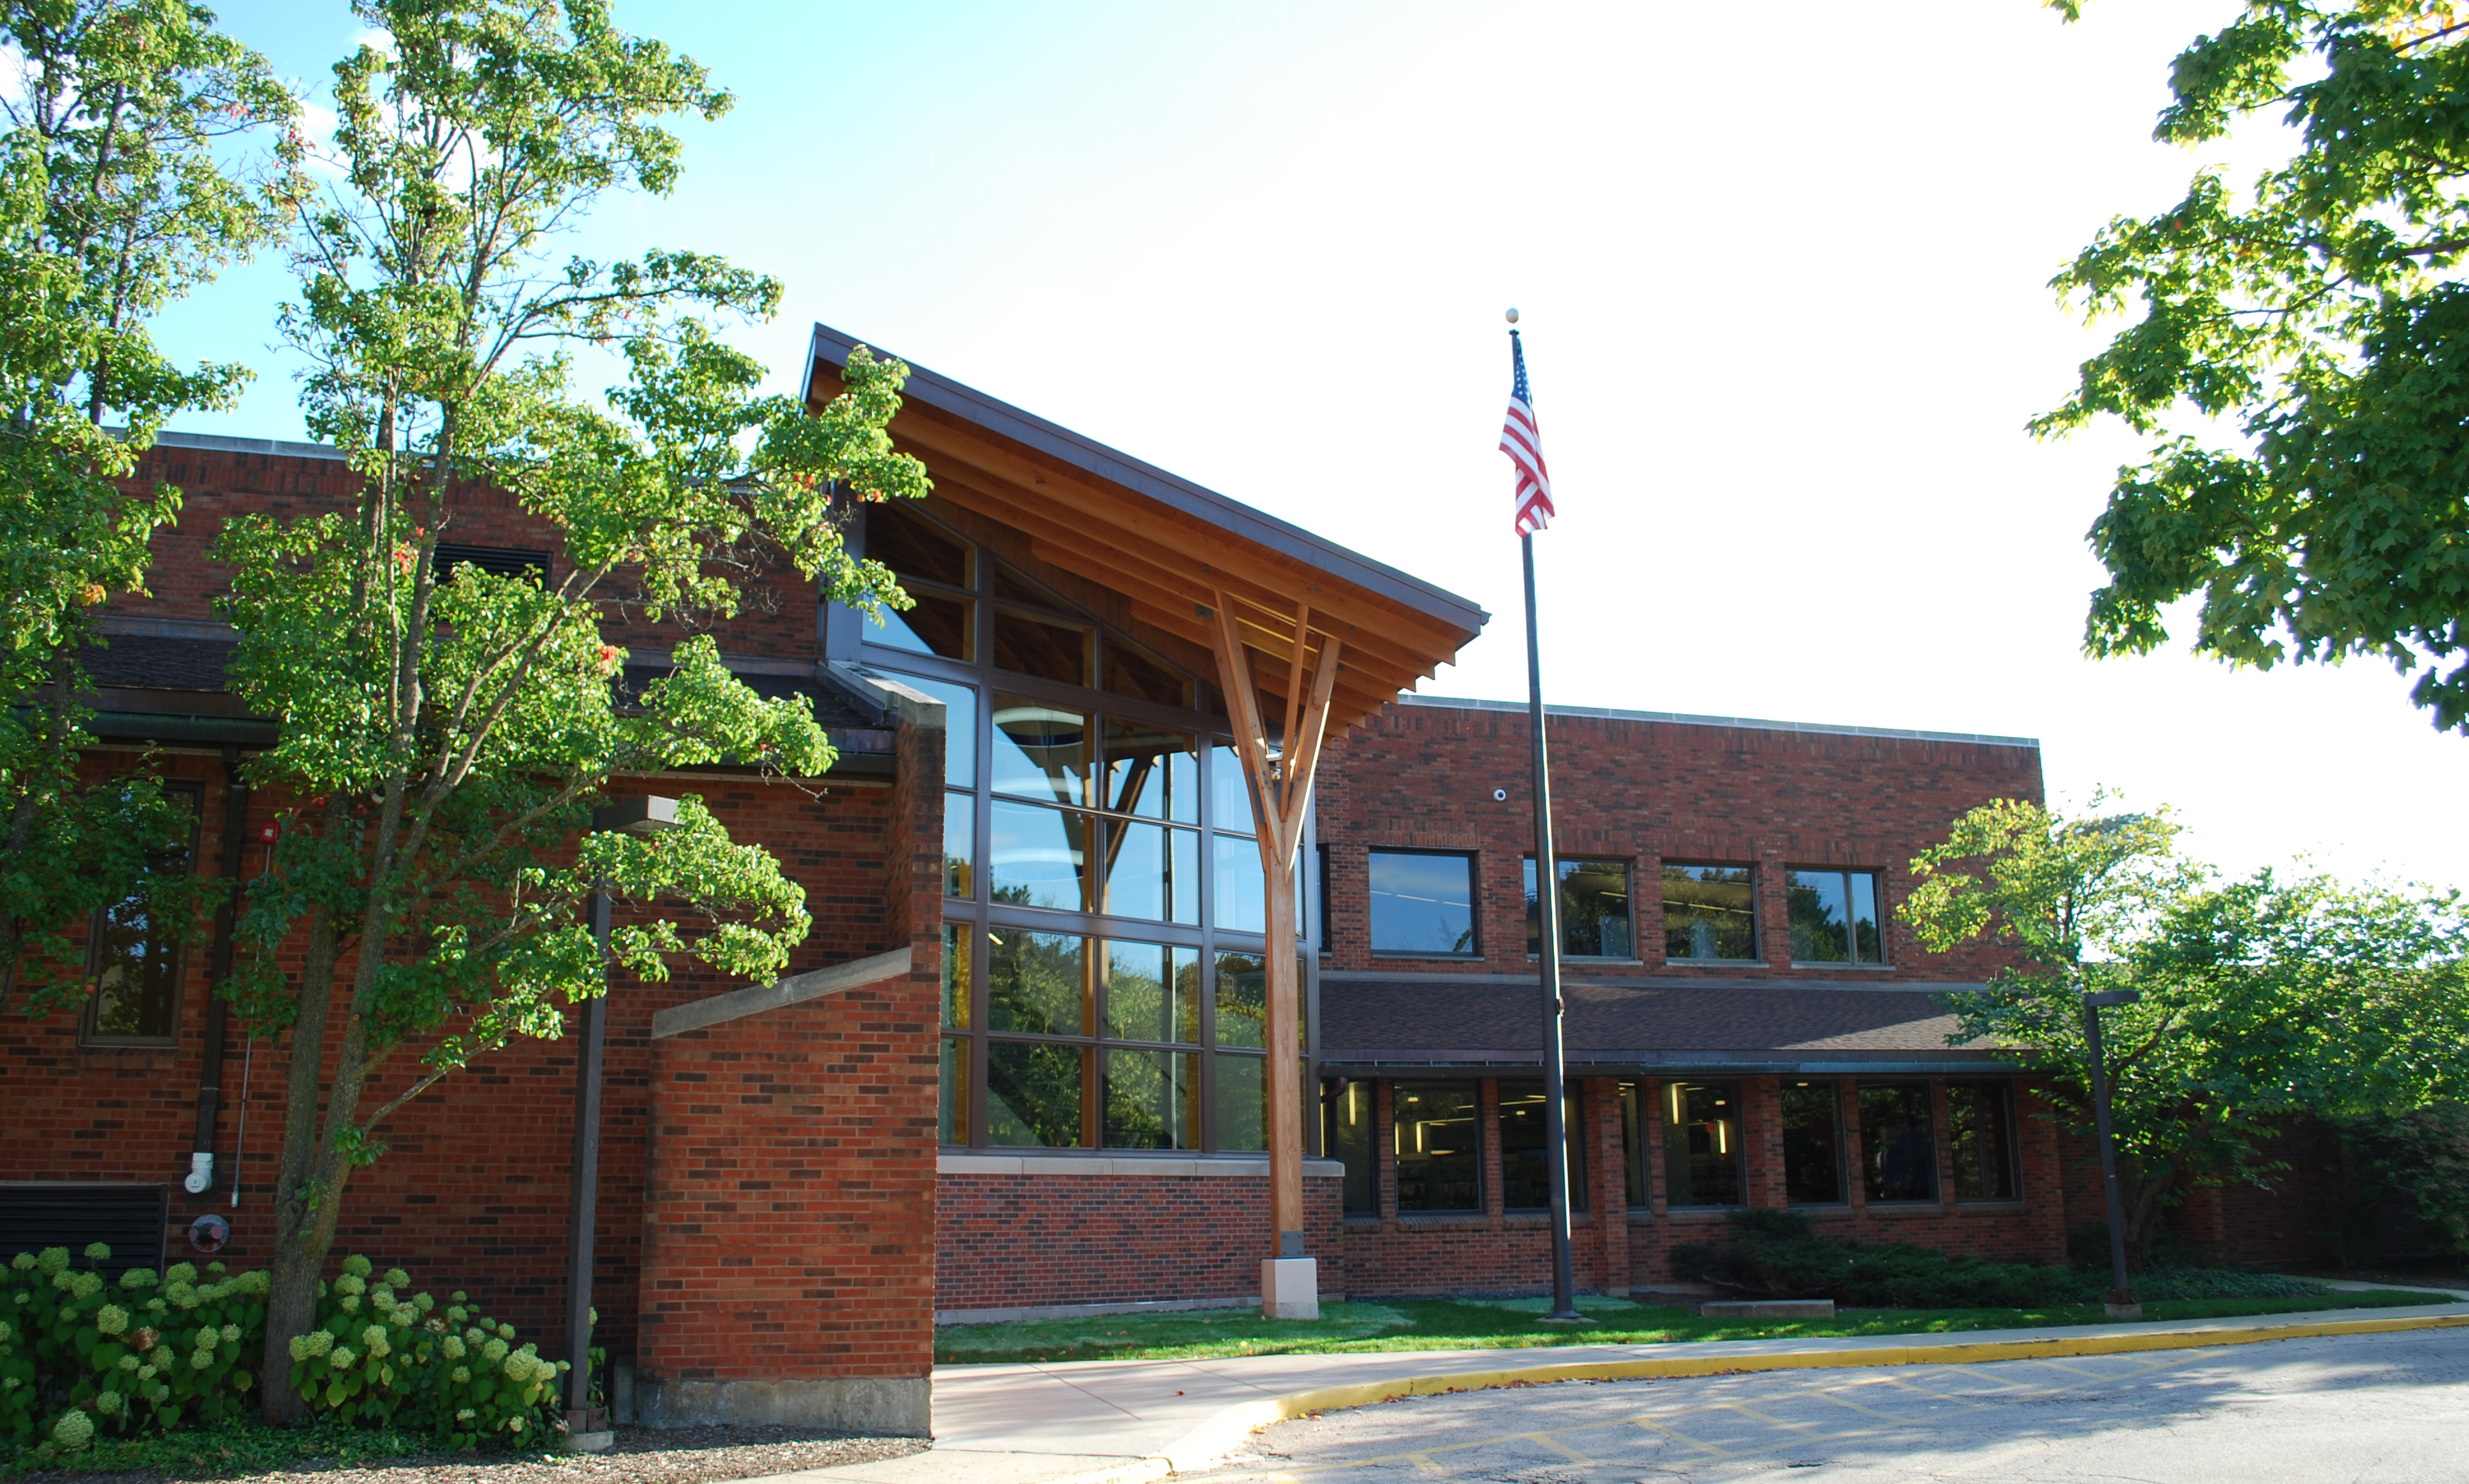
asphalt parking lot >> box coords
[1213,1327,2469,1483]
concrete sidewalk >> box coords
[753,1293,2469,1484]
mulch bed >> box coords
[37,1427,928,1484]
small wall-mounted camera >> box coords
[1493,788,1508,802]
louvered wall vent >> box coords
[0,1184,169,1272]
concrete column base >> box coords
[1262,1257,1319,1320]
[636,1376,930,1436]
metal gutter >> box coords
[804,323,1490,638]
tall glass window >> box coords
[1368,850,1478,957]
[858,501,1307,1153]
[1619,1080,1647,1209]
[1498,1081,1586,1212]
[1789,869,1885,964]
[1949,1080,2019,1200]
[1780,1080,1845,1204]
[1664,1079,1744,1207]
[1523,857,1634,958]
[1859,1082,1937,1202]
[1662,864,1757,962]
[1328,1080,1375,1214]
[1393,1082,1480,1212]
[81,784,200,1046]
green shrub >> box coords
[1671,1211,2329,1308]
[3,1245,563,1459]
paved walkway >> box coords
[756,1290,2469,1484]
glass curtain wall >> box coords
[857,500,1310,1153]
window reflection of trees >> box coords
[1663,864,1757,961]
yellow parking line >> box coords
[1527,1432,1595,1465]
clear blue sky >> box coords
[164,0,2463,888]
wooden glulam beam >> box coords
[928,466,1445,697]
[890,407,1476,660]
[1019,536,1397,728]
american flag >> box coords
[1499,332,1554,537]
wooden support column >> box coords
[1208,593,1342,1281]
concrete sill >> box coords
[1861,1202,1954,1218]
[1789,961,1895,971]
[1663,1207,1746,1221]
[1953,1199,2030,1213]
[937,1153,1347,1178]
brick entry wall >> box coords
[935,1160,1348,1319]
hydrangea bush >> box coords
[3,1246,562,1457]
[286,1255,566,1448]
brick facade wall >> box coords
[1314,702,2044,982]
[937,1168,1347,1315]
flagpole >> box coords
[1511,315,1581,1323]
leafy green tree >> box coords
[2035,1,2469,731]
[223,0,926,1418]
[1903,799,2469,1265]
[0,0,297,1012]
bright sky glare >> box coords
[163,1,2464,889]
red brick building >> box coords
[0,324,2326,1437]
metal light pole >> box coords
[566,795,678,1436]
[2083,987,2142,1318]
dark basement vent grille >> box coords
[435,544,550,583]
[0,1184,169,1272]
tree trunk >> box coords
[258,892,342,1423]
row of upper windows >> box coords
[1328,850,1889,966]
[1325,1075,2019,1217]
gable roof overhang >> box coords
[803,324,1488,732]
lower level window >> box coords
[1665,1080,1744,1207]
[1393,1082,1480,1211]
[81,784,200,1047]
[1949,1080,2019,1200]
[1498,1081,1586,1212]
[1618,1081,1647,1208]
[1780,1080,1845,1204]
[1328,1080,1375,1214]
[987,1040,1085,1147]
[1859,1082,1937,1202]
[1102,1049,1199,1149]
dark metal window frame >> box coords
[1521,854,1640,961]
[1947,1077,2025,1202]
[1366,847,1482,960]
[1785,866,1889,968]
[78,782,205,1049]
[1659,860,1762,964]
[850,502,1317,1155]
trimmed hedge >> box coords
[1668,1210,2328,1307]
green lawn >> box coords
[934,1289,2459,1366]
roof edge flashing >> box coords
[1396,694,2040,749]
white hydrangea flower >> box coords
[481,1337,509,1363]
[464,1328,484,1346]
[191,1350,215,1370]
[451,1365,471,1385]
[37,1249,70,1276]
[221,1323,240,1344]
[341,1255,372,1278]
[8,1253,33,1272]
[94,1305,129,1335]
[165,1263,198,1285]
[496,1322,515,1341]
[385,1269,409,1289]
[456,1408,476,1422]
[442,1335,465,1360]
[117,1355,140,1373]
[339,1295,362,1314]
[51,1409,94,1450]
[361,1326,389,1358]
[94,1392,123,1417]
[328,1346,355,1369]
[83,1243,110,1262]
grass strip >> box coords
[934,1288,2458,1366]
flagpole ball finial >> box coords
[1504,307,1519,324]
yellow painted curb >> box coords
[1140,1307,2469,1477]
